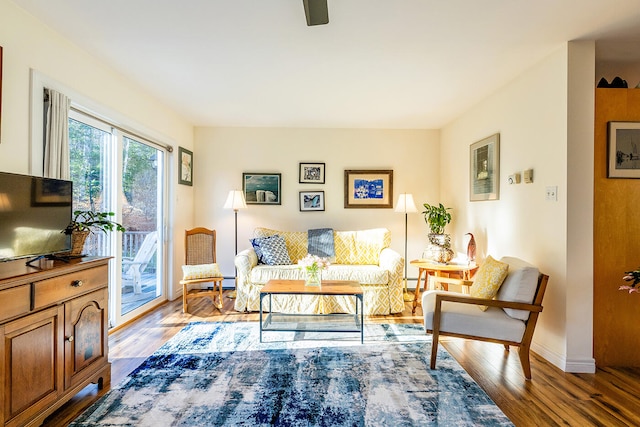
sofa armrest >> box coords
[379,247,404,289]
[235,248,257,275]
[233,248,258,311]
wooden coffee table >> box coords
[259,279,364,343]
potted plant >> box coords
[422,203,452,235]
[422,203,454,263]
[64,210,126,255]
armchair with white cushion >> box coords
[423,256,549,380]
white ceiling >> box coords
[11,0,640,129]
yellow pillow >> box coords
[470,255,509,311]
[181,263,222,280]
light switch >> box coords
[545,186,558,201]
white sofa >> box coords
[233,227,404,314]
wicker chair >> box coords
[180,227,224,313]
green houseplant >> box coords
[421,203,454,263]
[64,210,125,255]
[422,203,452,235]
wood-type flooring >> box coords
[43,291,640,427]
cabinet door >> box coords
[0,306,64,427]
[64,288,109,390]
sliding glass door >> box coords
[119,135,164,316]
[68,110,167,327]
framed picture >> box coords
[470,133,500,201]
[608,121,640,178]
[344,169,393,208]
[299,191,325,211]
[178,147,193,186]
[243,173,281,205]
[299,162,325,184]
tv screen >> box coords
[0,172,72,262]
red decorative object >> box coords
[466,232,476,262]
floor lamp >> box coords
[395,193,417,302]
[223,190,247,299]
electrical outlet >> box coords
[545,186,558,201]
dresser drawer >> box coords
[33,265,108,309]
[0,285,31,323]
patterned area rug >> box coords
[70,322,513,426]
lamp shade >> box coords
[394,193,417,213]
[223,190,247,210]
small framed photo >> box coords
[608,121,640,178]
[299,162,325,184]
[178,147,193,186]
[470,133,500,201]
[243,173,281,205]
[344,169,393,208]
[299,191,325,211]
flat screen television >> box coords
[0,171,72,262]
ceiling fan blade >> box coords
[303,0,329,26]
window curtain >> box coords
[44,88,70,179]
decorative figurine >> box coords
[466,232,476,263]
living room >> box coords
[1,1,640,425]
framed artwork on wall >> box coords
[470,133,500,201]
[178,147,193,186]
[344,169,393,208]
[299,162,325,184]
[243,173,281,205]
[299,191,324,211]
[608,121,640,178]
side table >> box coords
[409,259,478,314]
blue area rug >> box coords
[70,322,513,426]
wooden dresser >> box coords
[0,257,110,427]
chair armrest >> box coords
[435,293,543,313]
[379,247,403,289]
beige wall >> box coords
[440,43,596,373]
[193,127,440,287]
[0,0,195,300]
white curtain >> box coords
[44,89,71,179]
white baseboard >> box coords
[532,341,596,373]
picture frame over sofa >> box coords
[344,169,393,208]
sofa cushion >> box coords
[470,255,509,311]
[334,228,389,265]
[181,263,222,280]
[250,264,389,285]
[496,257,540,320]
[251,235,291,265]
[254,227,307,263]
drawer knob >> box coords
[66,336,74,342]
[71,280,83,287]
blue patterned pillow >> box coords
[253,235,291,265]
[250,236,268,264]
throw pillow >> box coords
[253,234,291,265]
[250,236,270,264]
[470,255,509,311]
[181,263,222,280]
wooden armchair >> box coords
[423,257,549,379]
[180,227,224,313]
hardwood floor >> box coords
[44,291,640,427]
